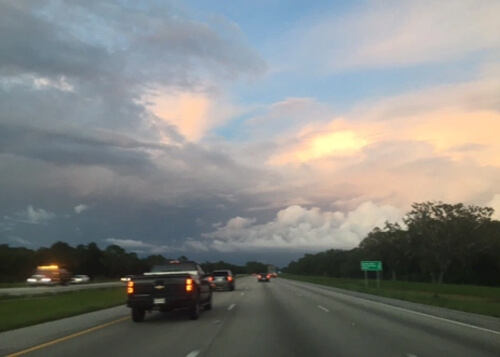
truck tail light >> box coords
[186,278,193,292]
[267,274,271,279]
[127,281,134,294]
[227,276,233,282]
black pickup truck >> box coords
[126,260,213,322]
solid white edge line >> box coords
[290,280,500,336]
[228,303,236,311]
[375,301,500,336]
[186,350,200,357]
[317,305,330,313]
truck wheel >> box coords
[189,297,201,320]
[204,293,212,311]
[132,308,145,322]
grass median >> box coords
[281,274,500,318]
[0,287,127,332]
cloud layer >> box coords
[1,0,499,264]
[202,202,404,252]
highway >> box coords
[0,282,122,297]
[1,276,499,357]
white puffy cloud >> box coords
[6,205,57,225]
[74,204,89,214]
[202,202,404,252]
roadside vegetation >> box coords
[283,274,500,317]
[282,201,500,317]
[0,287,126,332]
[0,242,268,284]
[284,201,500,287]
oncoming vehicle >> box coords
[26,265,71,285]
[127,260,213,322]
[257,273,271,282]
[210,270,235,291]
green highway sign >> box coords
[361,261,383,271]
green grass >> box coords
[0,287,127,332]
[0,282,30,288]
[282,274,500,318]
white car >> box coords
[71,275,90,283]
[27,274,54,285]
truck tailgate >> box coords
[130,273,192,298]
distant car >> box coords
[26,274,55,285]
[210,270,235,291]
[257,273,271,282]
[71,275,90,283]
[120,275,133,282]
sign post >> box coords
[360,261,383,288]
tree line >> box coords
[0,242,269,283]
[284,201,500,286]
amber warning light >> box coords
[186,278,193,292]
[38,265,59,270]
[127,281,134,294]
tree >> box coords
[144,255,169,269]
[404,201,493,284]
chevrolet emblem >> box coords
[154,285,165,290]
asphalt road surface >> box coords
[0,282,122,297]
[1,276,499,357]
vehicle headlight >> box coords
[41,278,52,282]
[27,278,36,282]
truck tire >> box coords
[204,292,212,311]
[188,296,201,320]
[132,308,145,322]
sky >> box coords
[1,0,499,267]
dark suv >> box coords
[210,270,235,291]
[257,273,270,282]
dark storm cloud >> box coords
[0,0,270,256]
[0,122,164,179]
[0,1,265,88]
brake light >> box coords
[208,276,213,282]
[186,278,193,292]
[127,281,134,294]
[227,276,233,282]
[258,275,262,279]
[267,274,271,279]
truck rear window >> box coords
[150,262,197,272]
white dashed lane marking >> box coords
[317,305,330,313]
[228,303,236,311]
